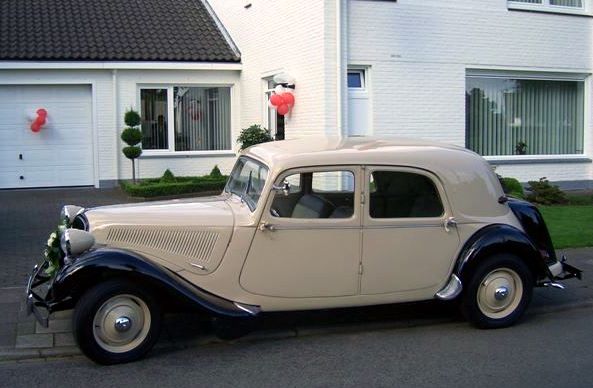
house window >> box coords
[347,70,365,89]
[264,79,285,140]
[466,76,584,156]
[140,86,231,152]
[508,0,588,14]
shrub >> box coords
[526,177,568,205]
[121,127,143,145]
[237,124,272,150]
[121,109,143,182]
[124,109,141,127]
[210,165,223,178]
[122,146,142,159]
[499,177,525,199]
[121,174,228,198]
[160,169,176,183]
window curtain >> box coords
[174,87,231,151]
[466,77,584,156]
[140,89,168,150]
[550,0,582,6]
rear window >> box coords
[369,171,443,218]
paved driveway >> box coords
[0,187,134,287]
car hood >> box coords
[84,195,234,275]
[85,195,233,231]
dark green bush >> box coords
[526,177,568,205]
[122,146,142,159]
[121,175,228,198]
[237,124,272,150]
[121,127,143,146]
[124,109,141,127]
[499,177,525,199]
[210,165,223,178]
[160,169,176,183]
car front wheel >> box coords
[73,280,162,365]
[461,254,534,329]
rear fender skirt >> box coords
[49,248,257,318]
[454,224,549,281]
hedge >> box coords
[121,175,228,198]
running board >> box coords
[435,274,463,300]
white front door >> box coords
[0,84,94,188]
[240,167,362,298]
[347,69,370,136]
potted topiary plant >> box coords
[121,109,143,183]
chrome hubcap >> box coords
[494,286,509,301]
[477,268,523,319]
[93,295,151,353]
[114,316,132,332]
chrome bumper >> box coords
[25,262,52,328]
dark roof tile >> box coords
[0,0,240,62]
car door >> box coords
[361,166,460,297]
[240,166,362,298]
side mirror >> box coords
[272,180,290,196]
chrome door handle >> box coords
[259,222,276,232]
[444,217,457,233]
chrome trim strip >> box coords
[435,274,463,300]
[233,302,261,316]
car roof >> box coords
[244,136,473,170]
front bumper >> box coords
[25,261,52,328]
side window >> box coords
[271,170,355,219]
[369,171,443,218]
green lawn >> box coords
[539,205,593,249]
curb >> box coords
[2,298,592,363]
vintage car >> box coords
[26,136,581,364]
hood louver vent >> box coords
[106,227,219,265]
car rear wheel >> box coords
[73,280,162,365]
[461,254,534,329]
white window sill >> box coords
[140,150,237,158]
[486,154,591,165]
[508,3,592,16]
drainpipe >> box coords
[336,0,347,136]
[112,69,119,185]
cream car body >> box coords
[25,136,582,364]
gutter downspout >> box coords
[336,0,347,136]
[112,69,119,185]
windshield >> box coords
[225,157,269,210]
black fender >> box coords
[47,248,257,318]
[454,224,550,282]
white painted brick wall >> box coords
[348,0,593,183]
[208,0,340,138]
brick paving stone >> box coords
[15,334,53,349]
[54,333,76,347]
[0,303,20,324]
[16,320,35,336]
[51,310,73,320]
[35,319,72,334]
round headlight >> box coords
[60,228,95,257]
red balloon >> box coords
[269,94,283,107]
[280,92,294,107]
[277,104,289,116]
[31,122,41,132]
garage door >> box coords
[0,84,94,188]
